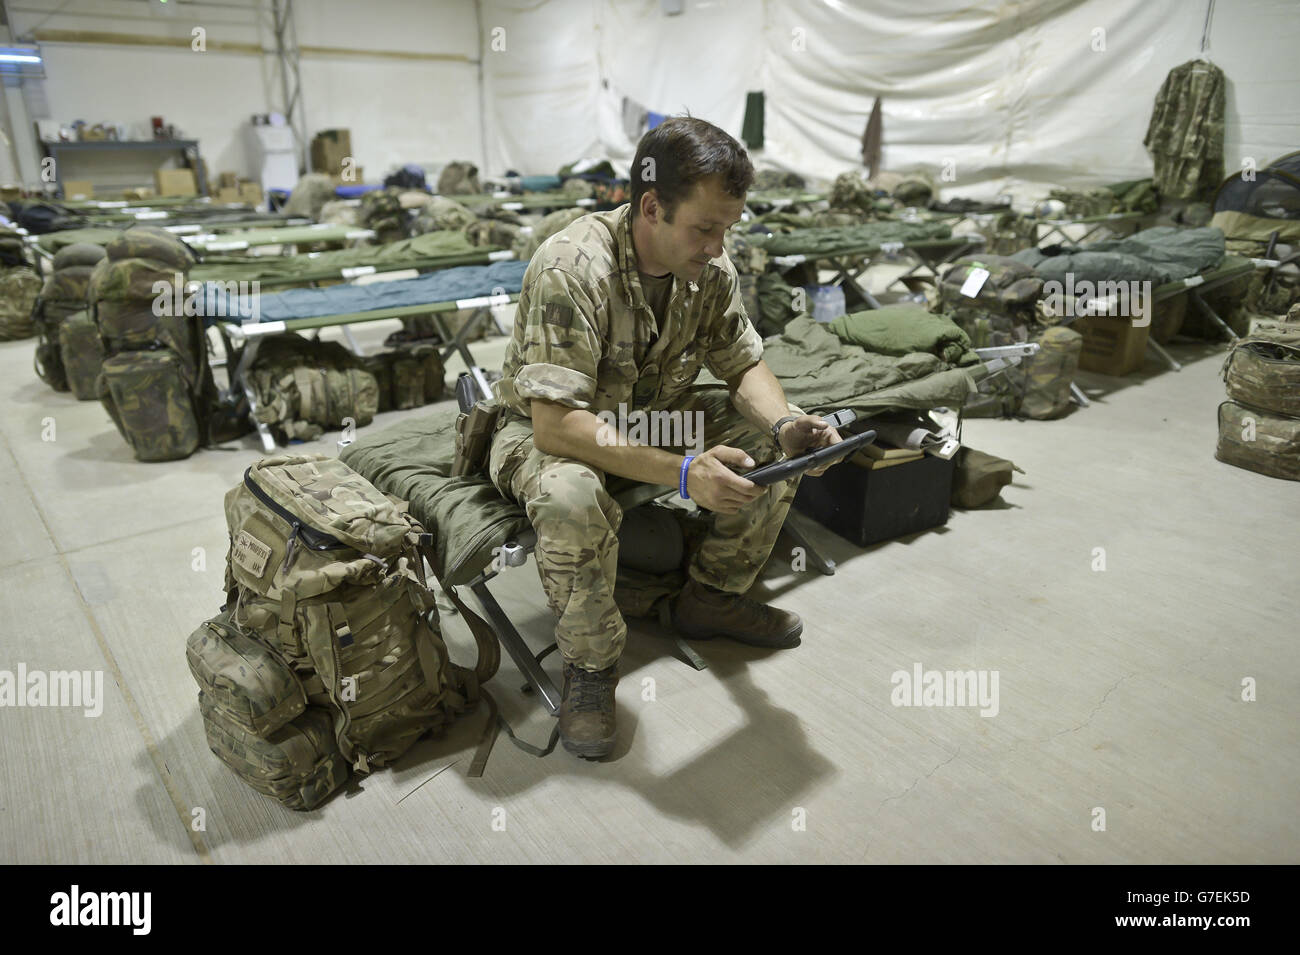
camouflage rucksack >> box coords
[829,172,877,216]
[464,218,520,249]
[361,343,445,413]
[91,227,217,462]
[34,243,106,391]
[0,226,41,341]
[411,196,477,236]
[359,189,409,243]
[1216,400,1300,481]
[207,454,494,806]
[436,161,481,196]
[0,266,42,341]
[1221,325,1300,417]
[245,333,380,441]
[1018,326,1082,420]
[962,326,1081,419]
[938,256,1044,347]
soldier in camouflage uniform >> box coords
[491,118,843,758]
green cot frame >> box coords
[216,291,519,452]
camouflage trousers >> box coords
[488,388,802,671]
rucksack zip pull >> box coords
[243,468,349,551]
[281,523,300,575]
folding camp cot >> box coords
[1033,210,1150,246]
[457,191,599,214]
[769,234,985,309]
[193,246,515,290]
[24,218,315,265]
[217,288,518,451]
[338,344,1020,723]
[1046,255,1274,373]
[744,190,826,216]
[1142,256,1274,370]
[61,195,245,211]
[186,222,376,254]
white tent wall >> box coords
[481,0,1299,199]
[3,0,482,191]
[477,0,603,177]
[293,0,481,180]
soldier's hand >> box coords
[778,415,843,477]
[686,445,767,514]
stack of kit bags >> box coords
[0,226,43,343]
[90,226,220,461]
[33,242,107,397]
[185,454,490,809]
[244,334,445,442]
[1216,306,1300,481]
[936,255,1083,420]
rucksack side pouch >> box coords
[186,610,307,737]
[199,694,349,811]
[99,350,200,461]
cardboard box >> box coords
[217,171,239,189]
[63,180,94,200]
[310,128,352,175]
[216,187,242,204]
[1074,312,1150,376]
[238,181,264,206]
[1149,295,1187,345]
[124,187,156,200]
[154,168,198,197]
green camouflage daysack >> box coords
[34,243,106,391]
[91,227,219,461]
[361,343,445,413]
[1221,325,1300,418]
[245,333,380,441]
[218,454,494,792]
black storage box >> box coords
[792,453,955,546]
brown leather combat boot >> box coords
[671,577,803,649]
[558,662,619,759]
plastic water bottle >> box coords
[808,285,846,323]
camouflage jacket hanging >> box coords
[1144,59,1225,202]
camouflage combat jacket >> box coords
[496,203,764,419]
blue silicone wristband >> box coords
[679,455,695,499]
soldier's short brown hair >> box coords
[630,116,754,222]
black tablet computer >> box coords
[739,429,877,486]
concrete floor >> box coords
[1,310,1296,864]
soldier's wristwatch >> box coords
[771,414,799,445]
